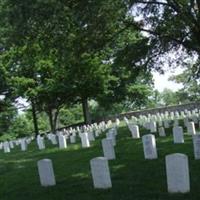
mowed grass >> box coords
[0,122,200,200]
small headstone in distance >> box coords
[142,134,158,159]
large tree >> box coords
[0,0,80,132]
[0,47,17,135]
[0,0,154,128]
[128,0,200,75]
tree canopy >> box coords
[0,0,199,138]
[128,0,200,75]
[0,0,154,135]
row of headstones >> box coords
[0,116,197,155]
[126,117,200,159]
[1,108,199,154]
[38,153,191,193]
[67,118,198,192]
[37,126,191,194]
[90,153,191,193]
[125,109,200,132]
[3,112,198,192]
[141,133,200,160]
[129,108,200,125]
[88,118,198,193]
[2,109,200,194]
[126,108,200,135]
[0,137,34,153]
[123,115,199,193]
[0,120,115,153]
[128,122,197,140]
[37,128,117,186]
[118,109,200,136]
[0,107,197,150]
[125,114,200,133]
[36,122,116,150]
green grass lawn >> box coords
[0,123,200,200]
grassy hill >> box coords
[0,123,199,200]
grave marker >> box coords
[173,126,184,144]
[142,134,158,159]
[165,153,190,193]
[102,138,116,160]
[90,157,112,189]
[37,159,56,187]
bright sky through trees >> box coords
[153,67,184,92]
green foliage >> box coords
[90,102,125,121]
[7,114,34,138]
[0,99,17,135]
[59,104,84,127]
[127,84,152,108]
[170,67,200,102]
[37,112,50,132]
[90,83,152,121]
[129,0,200,74]
[146,89,163,108]
[0,0,174,134]
[0,105,84,140]
[160,88,180,106]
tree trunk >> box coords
[53,110,59,133]
[31,99,39,137]
[47,108,59,134]
[48,109,54,134]
[82,98,91,124]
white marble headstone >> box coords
[173,126,184,144]
[106,131,116,146]
[164,120,170,128]
[102,138,116,160]
[3,141,10,153]
[150,121,157,133]
[128,124,140,139]
[37,136,45,150]
[88,132,95,141]
[142,134,158,159]
[70,135,76,144]
[80,132,90,148]
[37,159,56,187]
[20,139,27,151]
[90,157,112,189]
[193,135,200,159]
[187,122,196,135]
[58,135,67,149]
[158,127,166,137]
[165,153,190,193]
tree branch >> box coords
[127,21,200,53]
[132,0,179,11]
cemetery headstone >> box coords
[158,127,166,137]
[90,157,112,189]
[142,134,158,159]
[187,122,196,135]
[128,124,140,139]
[193,135,200,159]
[102,138,116,160]
[165,153,190,193]
[80,132,90,148]
[37,159,56,187]
[173,126,184,144]
[58,135,67,149]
